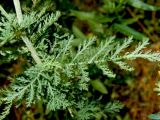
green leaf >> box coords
[122,15,143,25]
[128,0,160,11]
[90,79,108,94]
[72,25,86,39]
[71,10,114,23]
[113,23,148,40]
[88,20,104,33]
[148,113,160,120]
[71,10,96,21]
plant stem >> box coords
[13,0,42,64]
[21,36,42,64]
[13,0,23,24]
[0,5,10,20]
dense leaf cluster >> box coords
[0,0,160,120]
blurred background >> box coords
[1,0,160,120]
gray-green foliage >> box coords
[148,112,160,120]
[1,3,160,120]
[75,101,124,120]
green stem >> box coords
[13,0,23,24]
[13,0,42,64]
[0,5,10,20]
[21,36,42,64]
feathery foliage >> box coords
[0,1,160,120]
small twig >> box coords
[13,0,42,64]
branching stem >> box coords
[13,0,42,64]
